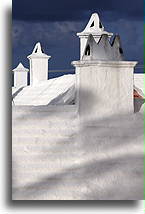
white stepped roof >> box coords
[12,74,75,106]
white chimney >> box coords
[12,62,29,88]
[27,42,51,86]
[77,13,113,59]
[72,14,138,124]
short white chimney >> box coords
[77,13,113,59]
[12,62,29,88]
[27,42,51,86]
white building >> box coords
[12,13,142,115]
[12,13,143,200]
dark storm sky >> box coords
[12,0,143,71]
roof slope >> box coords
[12,74,75,106]
[12,73,144,108]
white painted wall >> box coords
[29,57,49,85]
[72,60,137,124]
[14,71,28,88]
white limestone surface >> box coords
[12,73,144,200]
[12,106,143,200]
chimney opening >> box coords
[119,47,123,54]
[90,21,94,27]
[99,21,103,28]
[35,47,38,53]
[85,45,91,56]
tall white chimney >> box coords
[27,42,51,86]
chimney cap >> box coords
[12,62,29,72]
[27,42,51,59]
[77,13,113,37]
